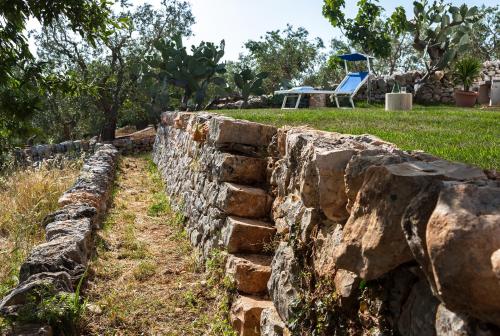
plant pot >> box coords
[454,90,478,107]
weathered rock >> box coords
[401,180,443,293]
[217,183,272,218]
[344,150,411,212]
[397,276,440,336]
[314,223,343,277]
[45,218,93,253]
[222,216,276,254]
[434,304,499,336]
[272,194,306,236]
[226,254,272,295]
[42,203,98,229]
[260,306,290,336]
[492,249,500,280]
[19,236,89,284]
[8,324,53,336]
[268,243,300,322]
[58,190,105,212]
[312,147,356,222]
[230,295,273,336]
[427,182,500,326]
[0,272,73,315]
[208,116,277,149]
[212,153,268,185]
[333,269,360,311]
[334,160,486,280]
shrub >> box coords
[0,162,80,298]
[453,56,482,92]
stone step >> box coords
[222,216,276,254]
[217,183,271,219]
[214,153,268,185]
[226,254,272,295]
[208,116,277,148]
[230,295,274,336]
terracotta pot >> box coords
[454,90,478,107]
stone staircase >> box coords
[217,154,276,336]
[153,112,280,336]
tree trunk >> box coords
[101,107,118,142]
[181,89,192,111]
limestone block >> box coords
[222,216,276,254]
[208,116,277,148]
[314,223,343,277]
[427,182,500,326]
[260,306,290,336]
[45,218,93,253]
[226,254,272,295]
[312,148,356,222]
[230,295,274,336]
[334,160,485,280]
[214,153,267,185]
[217,183,271,219]
[344,150,411,212]
[19,236,89,284]
[434,304,498,336]
[0,272,73,315]
[268,243,300,322]
[333,269,360,310]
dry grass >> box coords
[81,155,236,335]
[0,161,81,298]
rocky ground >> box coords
[81,155,235,335]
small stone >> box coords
[230,295,273,336]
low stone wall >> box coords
[153,111,499,336]
[12,128,155,167]
[0,145,119,335]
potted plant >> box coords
[453,56,482,107]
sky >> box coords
[28,0,498,60]
[180,0,498,61]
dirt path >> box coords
[81,155,234,335]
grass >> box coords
[219,105,500,170]
[0,162,80,299]
[81,155,236,335]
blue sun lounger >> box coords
[274,52,374,109]
[333,53,374,108]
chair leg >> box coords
[281,95,288,109]
[295,94,302,109]
[350,96,355,108]
[335,95,340,108]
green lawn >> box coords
[219,106,500,170]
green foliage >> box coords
[152,36,227,110]
[322,0,393,58]
[304,39,351,88]
[453,56,482,91]
[0,0,115,163]
[233,68,268,108]
[148,192,171,216]
[31,1,194,142]
[469,6,500,61]
[396,1,481,81]
[12,275,87,335]
[244,25,323,92]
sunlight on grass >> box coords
[221,106,499,169]
[0,162,80,298]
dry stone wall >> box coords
[153,111,499,336]
[12,127,155,167]
[0,145,119,335]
